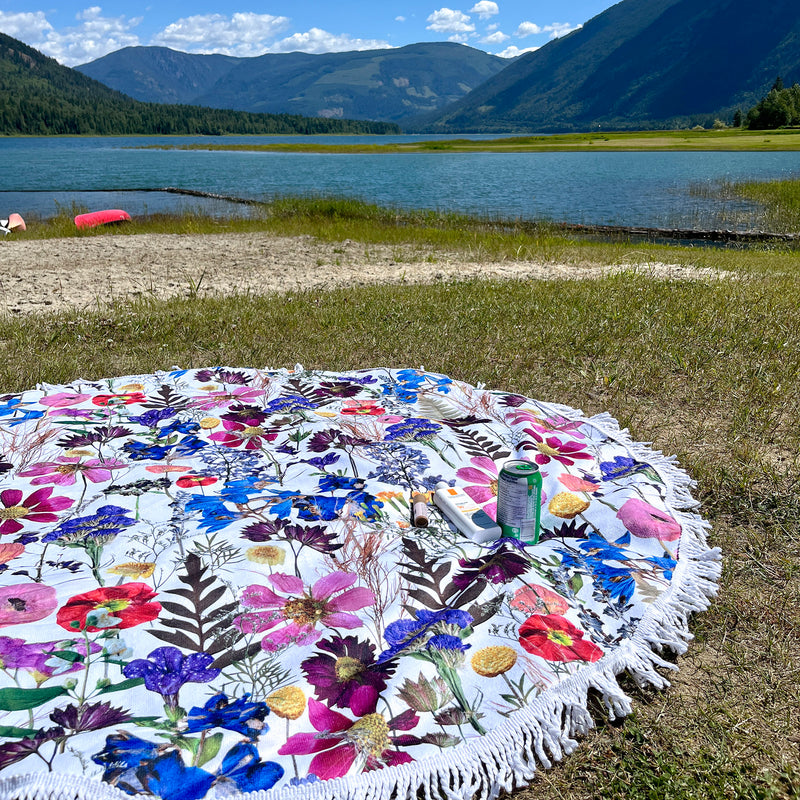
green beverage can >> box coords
[496,459,542,544]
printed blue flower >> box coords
[185,693,269,738]
[139,751,215,800]
[43,505,135,544]
[216,742,283,793]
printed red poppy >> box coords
[175,475,218,488]
[518,613,603,663]
[91,392,147,407]
[56,582,161,633]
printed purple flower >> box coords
[123,646,220,709]
[57,425,132,449]
[302,635,396,715]
[195,368,252,385]
[235,572,375,652]
[50,701,132,732]
[0,636,46,670]
[18,456,127,486]
[241,521,343,554]
[0,486,74,536]
[452,540,532,589]
[0,584,57,627]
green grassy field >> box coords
[142,127,800,154]
[2,193,799,799]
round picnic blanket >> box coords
[0,367,720,800]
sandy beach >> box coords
[0,231,725,315]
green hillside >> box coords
[0,33,399,136]
[409,0,800,133]
[77,42,510,123]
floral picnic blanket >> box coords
[0,367,720,800]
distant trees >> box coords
[0,33,400,136]
[745,77,800,129]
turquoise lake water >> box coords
[2,135,800,229]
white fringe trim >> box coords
[0,403,721,800]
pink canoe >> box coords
[74,209,132,229]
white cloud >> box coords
[515,20,581,40]
[4,8,143,66]
[0,11,54,43]
[469,1,499,20]
[496,44,539,58]
[426,8,475,34]
[481,30,508,44]
[395,16,406,22]
[515,21,543,37]
[151,13,291,56]
[268,28,391,54]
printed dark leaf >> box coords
[451,428,510,461]
[148,553,244,656]
[147,629,198,651]
[467,595,504,627]
[210,640,264,671]
[142,384,189,410]
[404,588,446,610]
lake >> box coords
[2,134,800,230]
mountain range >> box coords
[76,43,510,123]
[8,0,800,134]
[410,0,800,132]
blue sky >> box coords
[0,1,617,66]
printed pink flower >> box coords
[510,584,570,616]
[0,543,25,564]
[616,498,681,542]
[506,410,586,440]
[235,572,375,651]
[279,698,416,779]
[455,456,499,520]
[191,386,264,411]
[18,456,127,486]
[557,473,601,493]
[0,486,74,536]
[208,417,278,450]
[39,391,91,408]
[0,584,58,627]
[524,429,593,467]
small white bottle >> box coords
[433,482,502,543]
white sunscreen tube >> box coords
[433,481,502,543]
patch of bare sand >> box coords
[0,232,731,316]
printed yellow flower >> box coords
[108,562,156,579]
[314,410,337,418]
[471,645,517,677]
[246,545,286,566]
[199,417,220,429]
[266,686,306,720]
[548,492,590,519]
[119,383,145,392]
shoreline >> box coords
[0,231,728,316]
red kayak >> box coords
[74,209,132,229]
